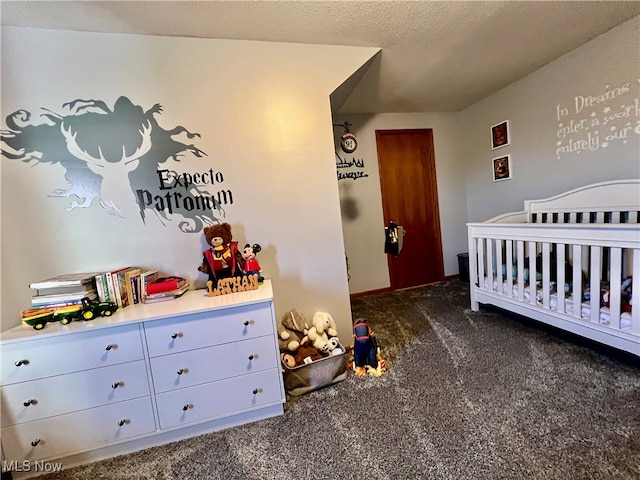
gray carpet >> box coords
[38,280,639,480]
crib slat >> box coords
[478,237,486,290]
[487,238,494,293]
[557,244,566,313]
[542,243,550,308]
[590,246,602,324]
[506,240,514,298]
[528,241,537,306]
[609,248,622,330]
[611,212,620,224]
[572,245,583,320]
[517,241,525,301]
[632,250,640,335]
[496,239,504,295]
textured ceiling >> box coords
[2,1,639,113]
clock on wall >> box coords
[340,132,358,154]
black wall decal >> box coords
[336,151,369,181]
[1,97,232,232]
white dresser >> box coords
[0,280,284,477]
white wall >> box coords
[461,16,640,223]
[333,112,465,294]
[0,27,378,344]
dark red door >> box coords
[376,129,444,289]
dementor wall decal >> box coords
[1,96,233,232]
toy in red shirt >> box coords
[241,243,264,283]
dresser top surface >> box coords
[1,280,273,344]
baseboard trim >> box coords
[350,276,462,298]
[350,287,392,298]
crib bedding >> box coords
[482,278,633,331]
[468,179,640,356]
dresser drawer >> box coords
[1,396,156,462]
[1,324,144,385]
[1,360,150,427]
[155,369,284,429]
[149,336,278,393]
[144,302,274,357]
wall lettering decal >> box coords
[555,79,640,159]
[1,97,233,232]
[336,151,369,181]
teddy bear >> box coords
[281,345,324,368]
[198,222,242,287]
[241,243,264,283]
[294,345,324,365]
[307,311,340,354]
[278,309,310,354]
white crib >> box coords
[467,179,640,356]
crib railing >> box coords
[467,222,640,337]
[530,210,639,225]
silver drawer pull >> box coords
[248,354,254,361]
[243,320,255,327]
[31,439,41,447]
[15,359,30,367]
[171,332,183,339]
[23,399,37,407]
[177,368,189,375]
[111,381,123,389]
[182,403,192,411]
[253,388,263,395]
[105,344,118,351]
[118,419,130,427]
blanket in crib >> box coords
[482,278,632,331]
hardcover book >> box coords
[146,276,186,295]
[29,272,103,290]
[32,291,98,307]
[31,282,95,297]
[125,268,141,305]
[143,283,190,303]
[108,266,131,307]
[140,270,159,299]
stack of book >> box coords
[29,272,101,309]
[144,276,189,303]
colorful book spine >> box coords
[95,274,106,302]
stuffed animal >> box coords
[281,345,324,368]
[281,353,296,368]
[311,311,338,338]
[198,223,242,287]
[278,309,310,353]
[352,318,379,377]
[327,336,341,354]
[308,311,339,353]
[293,345,324,365]
[241,243,264,282]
